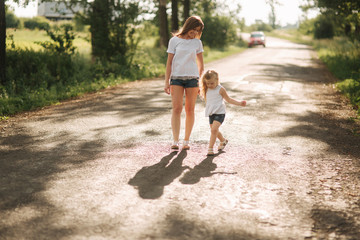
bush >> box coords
[6,11,20,28]
[36,24,77,55]
[201,15,237,49]
[23,17,50,31]
[337,79,360,114]
[298,18,316,36]
[314,15,335,39]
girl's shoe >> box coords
[182,140,190,150]
[218,139,228,151]
[207,148,215,156]
[171,141,179,150]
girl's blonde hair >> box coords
[174,16,204,39]
[200,70,219,101]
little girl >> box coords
[200,70,246,156]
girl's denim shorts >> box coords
[170,78,199,88]
[209,114,226,124]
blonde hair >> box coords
[174,16,204,39]
[200,70,219,101]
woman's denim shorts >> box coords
[170,78,199,88]
[209,114,226,124]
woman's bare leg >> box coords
[171,85,184,142]
[184,87,199,141]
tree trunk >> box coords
[90,0,111,60]
[355,24,360,40]
[159,0,169,48]
[183,0,190,22]
[0,0,6,86]
[345,23,351,36]
[171,0,179,32]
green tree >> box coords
[158,0,169,48]
[1,0,7,86]
[265,0,281,29]
[302,0,360,39]
[6,10,20,28]
[171,0,179,32]
[62,0,142,62]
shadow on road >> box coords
[311,207,360,238]
[128,150,190,199]
[180,151,237,185]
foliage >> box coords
[23,16,50,31]
[313,37,360,113]
[298,18,316,35]
[6,10,20,28]
[36,24,76,55]
[314,14,334,39]
[201,15,238,49]
[246,21,273,32]
[337,79,360,114]
[304,0,360,40]
[76,0,142,64]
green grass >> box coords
[7,29,92,56]
[2,29,246,118]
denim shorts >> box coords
[209,114,225,124]
[170,78,199,88]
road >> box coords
[1,36,360,240]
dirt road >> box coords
[1,37,360,240]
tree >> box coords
[88,0,111,60]
[302,0,360,39]
[171,0,179,32]
[158,0,169,47]
[183,0,190,21]
[265,0,281,29]
[0,0,6,86]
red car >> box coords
[248,31,266,48]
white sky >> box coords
[8,0,318,26]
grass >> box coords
[7,28,92,56]
[2,29,246,118]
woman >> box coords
[164,16,204,150]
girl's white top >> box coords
[167,36,204,78]
[205,85,226,117]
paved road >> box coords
[1,37,360,239]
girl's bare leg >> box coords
[184,87,199,141]
[217,131,225,142]
[171,85,184,142]
[209,121,222,148]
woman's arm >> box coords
[219,87,246,106]
[197,52,204,77]
[164,53,174,95]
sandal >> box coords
[182,140,190,150]
[171,141,179,150]
[218,139,228,151]
[207,148,215,156]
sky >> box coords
[8,0,318,26]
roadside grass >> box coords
[1,29,245,118]
[7,28,92,56]
[271,29,360,116]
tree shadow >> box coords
[128,150,190,199]
[180,151,237,185]
[311,207,360,238]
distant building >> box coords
[37,2,83,20]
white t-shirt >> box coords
[205,85,226,117]
[167,36,204,78]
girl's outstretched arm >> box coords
[219,87,246,106]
